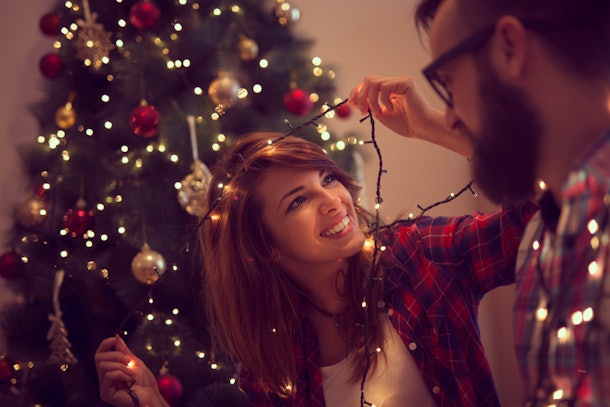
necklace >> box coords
[297,290,341,328]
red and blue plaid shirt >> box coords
[514,132,610,406]
[240,201,537,406]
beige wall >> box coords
[0,1,524,404]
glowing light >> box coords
[172,308,179,315]
[118,226,126,234]
[532,240,540,250]
[174,339,181,347]
[259,59,269,68]
[127,360,135,368]
[557,326,569,342]
[170,154,179,162]
[583,307,594,322]
[253,84,262,93]
[212,143,220,151]
[538,180,547,190]
[553,389,564,400]
[60,250,68,258]
[197,351,205,359]
[571,311,583,325]
[147,314,154,321]
[194,87,203,95]
[118,19,127,28]
[336,141,346,150]
[104,121,112,129]
[361,301,367,308]
[212,8,221,15]
[312,57,321,66]
[165,319,173,325]
[588,261,599,276]
[536,306,548,321]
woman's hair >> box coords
[199,132,385,396]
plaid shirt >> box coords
[240,202,536,407]
[514,132,610,406]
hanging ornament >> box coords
[208,73,240,108]
[0,357,13,381]
[178,116,212,216]
[39,53,64,78]
[16,195,48,228]
[238,35,259,61]
[47,269,79,366]
[273,0,301,27]
[63,198,95,237]
[74,0,115,69]
[39,12,61,37]
[55,94,77,129]
[0,251,22,280]
[130,0,161,31]
[335,103,352,119]
[130,100,160,138]
[131,243,167,285]
[157,374,184,407]
[284,88,312,116]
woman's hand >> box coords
[94,335,169,407]
[348,76,472,158]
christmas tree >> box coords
[0,0,358,405]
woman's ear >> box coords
[491,16,529,80]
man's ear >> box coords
[490,16,529,80]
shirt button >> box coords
[408,342,417,351]
[432,386,441,395]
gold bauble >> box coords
[238,36,259,61]
[131,243,167,285]
[55,105,76,129]
[16,196,48,228]
[208,74,240,107]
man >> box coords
[350,0,610,405]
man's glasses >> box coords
[422,24,495,107]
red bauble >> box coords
[336,103,352,119]
[130,1,161,30]
[39,13,61,36]
[63,207,94,237]
[0,358,12,381]
[0,252,21,280]
[284,89,313,116]
[130,103,160,138]
[39,53,63,78]
[157,374,183,407]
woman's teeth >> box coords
[321,216,349,237]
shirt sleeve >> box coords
[412,200,538,299]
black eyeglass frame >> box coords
[422,24,496,107]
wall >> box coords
[0,1,524,404]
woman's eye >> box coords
[288,196,306,210]
[323,173,337,185]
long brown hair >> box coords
[199,132,385,396]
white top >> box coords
[321,315,437,407]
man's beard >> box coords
[465,60,543,204]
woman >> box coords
[96,127,536,406]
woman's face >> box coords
[256,166,366,279]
